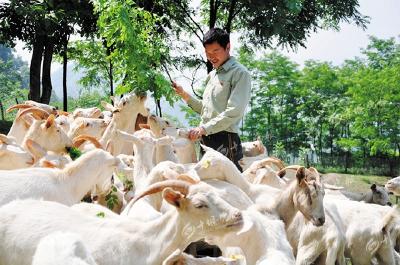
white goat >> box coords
[241,137,267,157]
[32,232,98,265]
[163,248,240,265]
[206,208,295,265]
[6,105,50,145]
[0,134,34,169]
[147,115,197,164]
[386,176,400,196]
[0,149,122,206]
[72,107,102,119]
[22,114,72,154]
[101,92,149,155]
[0,180,243,265]
[117,129,173,190]
[239,154,270,171]
[324,198,399,264]
[68,117,109,139]
[0,135,71,170]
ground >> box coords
[323,172,397,204]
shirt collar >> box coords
[216,56,235,73]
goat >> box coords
[0,149,122,206]
[241,137,267,157]
[32,232,98,265]
[0,180,243,265]
[22,114,72,154]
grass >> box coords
[322,172,397,204]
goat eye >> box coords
[165,121,170,125]
[194,204,208,209]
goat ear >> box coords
[200,144,213,152]
[156,136,173,146]
[106,140,114,154]
[177,174,199,184]
[162,187,184,208]
[41,160,57,168]
[296,166,306,184]
[101,101,115,112]
[45,114,55,129]
[277,169,286,178]
[139,124,150,129]
[25,139,46,160]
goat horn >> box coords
[57,110,70,116]
[0,134,11,144]
[277,169,286,178]
[266,156,285,169]
[17,107,50,120]
[132,180,191,204]
[6,104,32,113]
[282,165,302,171]
[72,135,103,149]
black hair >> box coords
[202,28,230,48]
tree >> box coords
[171,0,369,72]
[239,48,303,154]
[92,0,173,116]
[0,45,29,120]
[0,0,97,106]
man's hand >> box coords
[172,81,190,102]
[188,127,206,141]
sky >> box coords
[14,0,400,67]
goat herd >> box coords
[0,93,400,265]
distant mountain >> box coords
[51,63,86,99]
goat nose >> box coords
[318,217,325,225]
[388,202,393,206]
[65,146,72,152]
[234,211,243,221]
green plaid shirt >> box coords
[187,56,251,135]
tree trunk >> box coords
[29,35,45,102]
[107,47,114,97]
[41,37,54,104]
[156,99,162,117]
[62,39,68,111]
[209,0,217,29]
[224,0,237,33]
[0,100,4,120]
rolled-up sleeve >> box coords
[202,69,251,135]
[187,96,203,114]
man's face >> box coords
[205,41,230,69]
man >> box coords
[172,28,251,172]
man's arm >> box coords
[171,81,202,114]
[202,69,251,135]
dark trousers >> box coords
[200,131,243,172]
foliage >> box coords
[180,104,201,127]
[105,185,119,210]
[0,45,29,120]
[273,141,288,162]
[0,0,98,103]
[51,91,109,112]
[68,147,82,161]
[92,0,174,104]
[240,36,400,176]
[116,173,134,191]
